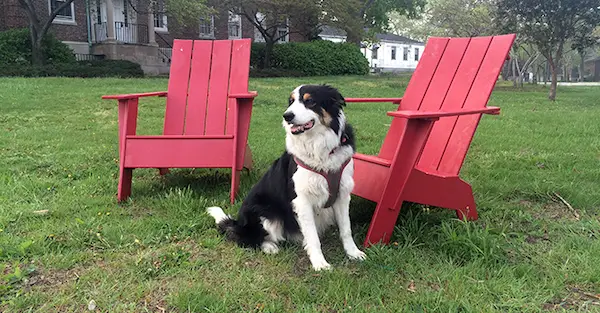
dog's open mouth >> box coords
[290,120,315,135]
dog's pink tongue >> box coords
[291,125,302,132]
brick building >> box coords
[0,0,314,75]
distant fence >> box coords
[74,54,106,61]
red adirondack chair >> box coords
[102,39,257,204]
[346,34,516,247]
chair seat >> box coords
[126,134,234,140]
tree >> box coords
[509,42,540,87]
[388,0,495,41]
[223,0,321,68]
[571,26,600,82]
[17,0,77,65]
[323,0,426,45]
[136,0,212,32]
[496,0,600,101]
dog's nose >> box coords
[283,112,295,123]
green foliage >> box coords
[321,0,426,43]
[161,0,214,31]
[250,43,267,69]
[0,60,144,78]
[0,28,75,65]
[496,0,600,58]
[251,41,369,76]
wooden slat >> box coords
[438,34,516,174]
[204,40,233,135]
[226,39,252,136]
[378,37,449,160]
[163,40,193,135]
[400,37,450,110]
[184,40,213,135]
[418,37,492,172]
[418,38,470,112]
[124,138,234,168]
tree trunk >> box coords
[579,52,586,82]
[29,27,44,66]
[263,40,275,69]
[548,60,557,101]
[512,58,517,87]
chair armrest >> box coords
[387,107,500,120]
[101,91,168,100]
[345,97,402,104]
[229,91,258,99]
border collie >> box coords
[207,84,366,271]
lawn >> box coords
[0,75,599,312]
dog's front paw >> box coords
[261,241,280,254]
[311,259,332,271]
[346,248,367,261]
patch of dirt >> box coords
[542,287,600,311]
[139,280,175,313]
[24,267,81,292]
[525,231,550,244]
[533,202,580,221]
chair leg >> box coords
[158,168,170,175]
[362,118,437,248]
[230,169,241,204]
[363,197,404,247]
[455,199,478,221]
[118,168,133,202]
[243,144,253,171]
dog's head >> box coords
[282,84,346,136]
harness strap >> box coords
[294,156,352,208]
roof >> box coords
[318,25,347,37]
[376,33,424,45]
[318,25,424,45]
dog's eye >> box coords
[304,98,315,107]
[288,98,293,106]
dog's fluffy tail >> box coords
[206,206,266,249]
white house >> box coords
[318,26,425,73]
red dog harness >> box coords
[293,136,352,208]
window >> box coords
[95,0,101,24]
[49,0,75,23]
[199,16,214,38]
[154,0,168,32]
[228,11,242,39]
[276,18,289,43]
[403,47,409,61]
[414,48,420,61]
[391,47,396,60]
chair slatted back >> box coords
[378,34,515,175]
[163,39,251,136]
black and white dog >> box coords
[207,84,366,271]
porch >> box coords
[90,0,171,75]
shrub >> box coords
[0,60,144,78]
[250,41,370,76]
[249,68,305,78]
[250,42,266,69]
[0,28,76,65]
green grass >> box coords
[1,75,599,312]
